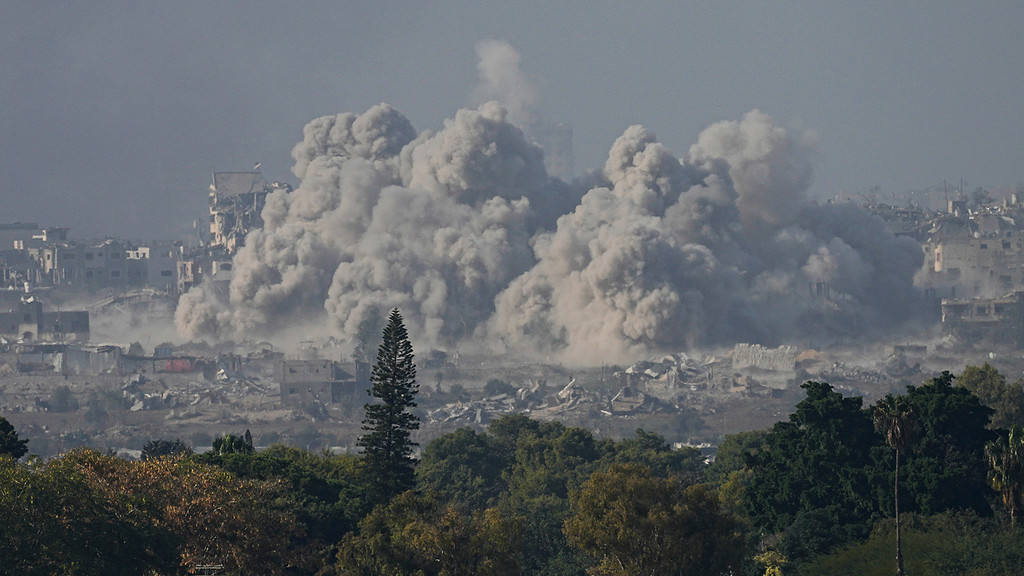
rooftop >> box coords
[209,171,268,198]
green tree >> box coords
[565,463,744,576]
[212,430,254,455]
[358,307,420,502]
[196,444,373,551]
[600,428,704,484]
[873,394,916,576]
[744,381,878,556]
[496,418,601,575]
[141,438,192,460]
[47,385,78,413]
[754,550,787,576]
[959,363,1024,429]
[0,416,28,459]
[986,426,1024,528]
[0,450,178,575]
[797,511,1024,576]
[334,491,522,576]
[901,371,993,515]
[446,382,470,403]
[417,427,510,510]
[705,429,766,485]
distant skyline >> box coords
[3,1,1023,238]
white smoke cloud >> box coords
[290,103,415,180]
[176,99,549,348]
[688,110,814,235]
[176,43,925,363]
[472,39,538,128]
[488,111,923,362]
[403,101,548,204]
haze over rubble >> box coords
[176,42,924,364]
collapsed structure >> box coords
[941,291,1024,349]
[0,168,295,301]
[278,359,363,406]
[0,296,89,343]
[208,171,293,255]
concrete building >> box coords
[941,291,1024,349]
[1,220,189,293]
[0,249,43,288]
[0,224,68,288]
[208,171,290,254]
[80,240,131,289]
[0,298,89,343]
[29,239,184,293]
[126,243,179,294]
[277,359,355,406]
[176,259,198,294]
[0,223,44,250]
[175,253,233,295]
[918,212,1024,299]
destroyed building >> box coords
[941,291,1024,349]
[277,359,356,406]
[863,203,931,240]
[0,298,89,343]
[0,221,193,296]
[168,170,288,294]
[731,343,797,372]
[33,239,138,290]
[9,340,209,377]
[0,222,58,250]
[0,249,39,288]
[38,238,184,293]
[175,255,233,295]
[918,202,1024,299]
[208,171,290,254]
[125,244,180,293]
[1,225,69,287]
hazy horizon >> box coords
[3,1,1023,239]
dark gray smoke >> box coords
[176,46,924,363]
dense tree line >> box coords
[3,359,1024,574]
[0,418,723,575]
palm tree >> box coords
[874,394,915,576]
[986,426,1024,528]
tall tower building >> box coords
[527,120,574,181]
[208,171,290,253]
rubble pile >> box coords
[427,394,517,425]
[816,362,888,389]
[731,343,798,372]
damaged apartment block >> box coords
[278,359,366,407]
[941,291,1024,349]
[208,170,291,255]
[0,296,89,343]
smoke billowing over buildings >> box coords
[175,42,925,364]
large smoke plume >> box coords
[176,43,924,364]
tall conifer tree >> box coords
[358,308,419,502]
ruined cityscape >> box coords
[8,3,1024,573]
[3,162,1023,458]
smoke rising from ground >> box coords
[175,45,925,364]
[472,39,538,128]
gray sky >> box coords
[2,1,1022,239]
